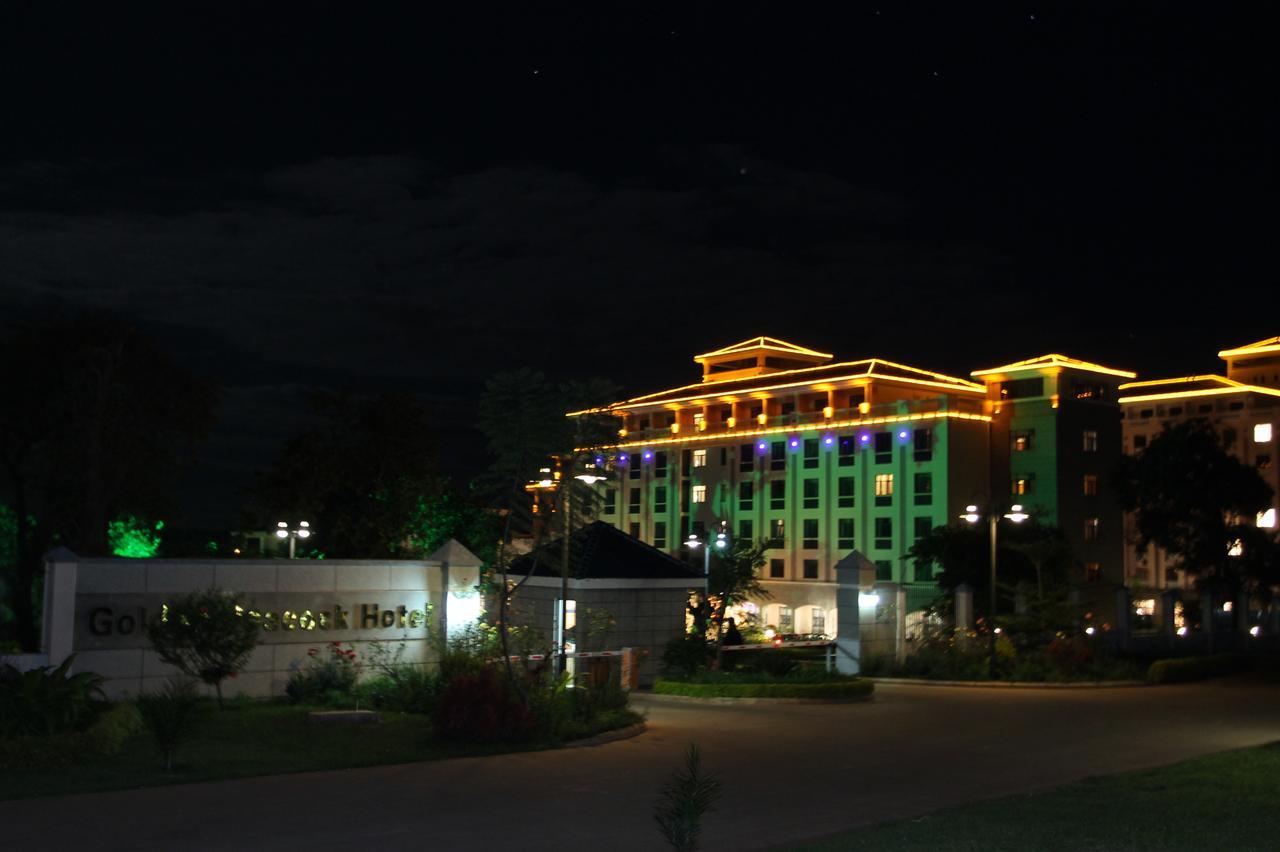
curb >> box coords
[868,677,1147,689]
[563,722,647,748]
[639,692,874,706]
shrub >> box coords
[654,744,720,852]
[144,588,260,707]
[286,641,359,705]
[0,702,141,769]
[662,635,714,678]
[1147,653,1252,684]
[653,678,874,701]
[434,666,536,743]
[136,679,203,771]
[355,667,439,713]
[0,656,105,738]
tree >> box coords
[1115,418,1280,613]
[251,391,445,558]
[0,313,217,649]
[705,539,770,666]
[144,588,260,708]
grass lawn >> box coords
[788,741,1280,852]
[0,700,641,801]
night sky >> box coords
[1,3,1274,527]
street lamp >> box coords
[554,458,612,679]
[959,503,1028,677]
[275,520,311,560]
[685,526,728,575]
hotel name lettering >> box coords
[88,602,432,637]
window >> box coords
[769,558,785,579]
[739,519,753,540]
[692,449,707,468]
[1084,562,1101,583]
[914,517,932,542]
[803,478,819,509]
[629,487,641,512]
[875,473,893,506]
[769,519,786,546]
[629,455,642,479]
[738,481,754,510]
[720,447,728,466]
[913,428,933,461]
[837,518,855,549]
[1255,423,1273,443]
[914,473,932,505]
[811,609,826,635]
[654,451,668,477]
[1229,401,1244,411]
[1259,455,1273,471]
[838,435,856,467]
[654,522,667,549]
[1084,517,1100,541]
[629,522,640,538]
[1169,407,1183,416]
[874,431,892,464]
[1198,403,1213,414]
[1001,377,1043,399]
[654,486,668,513]
[1133,435,1147,450]
[604,490,616,515]
[1083,430,1099,452]
[803,519,819,549]
[778,605,794,632]
[1012,475,1033,496]
[875,560,892,581]
[1139,409,1153,419]
[691,485,707,503]
[770,441,786,470]
[1258,508,1277,529]
[1083,475,1098,497]
[803,559,819,579]
[838,477,855,508]
[770,480,786,510]
[875,517,892,549]
[1012,430,1034,451]
[739,443,754,472]
[804,438,820,469]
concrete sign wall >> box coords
[39,541,483,698]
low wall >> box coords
[39,543,483,698]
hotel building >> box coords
[579,337,1131,634]
[1119,337,1280,601]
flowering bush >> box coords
[285,641,359,705]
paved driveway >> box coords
[6,680,1280,851]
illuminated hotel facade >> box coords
[579,337,1131,635]
[1119,337,1280,603]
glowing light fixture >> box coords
[1004,504,1030,523]
[961,504,981,524]
[1250,625,1262,637]
[275,521,312,559]
[823,435,835,446]
[1256,423,1273,443]
[858,592,880,607]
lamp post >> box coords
[555,460,609,679]
[275,520,312,559]
[959,503,1028,677]
[685,525,728,575]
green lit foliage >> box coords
[107,516,163,558]
[143,588,260,708]
[401,487,500,564]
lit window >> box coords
[1083,430,1099,452]
[1255,423,1273,443]
[691,485,707,503]
[811,608,826,635]
[1258,508,1277,529]
[1083,474,1098,496]
[1084,562,1101,583]
[1228,539,1243,557]
[778,606,794,632]
[1084,517,1099,541]
[769,519,786,546]
[875,474,894,496]
[1012,430,1034,451]
[1012,476,1033,496]
[692,449,707,468]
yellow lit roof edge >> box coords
[1217,336,1280,359]
[971,353,1136,379]
[578,408,993,450]
[1117,375,1280,403]
[693,336,834,361]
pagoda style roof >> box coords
[693,336,833,363]
[507,522,702,580]
[1218,337,1280,359]
[971,353,1136,379]
[1117,375,1280,403]
[586,357,984,412]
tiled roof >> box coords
[1219,337,1280,359]
[970,353,1135,379]
[1117,374,1280,402]
[693,336,833,361]
[507,522,703,580]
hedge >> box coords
[653,678,874,700]
[0,702,142,769]
[1145,654,1252,685]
